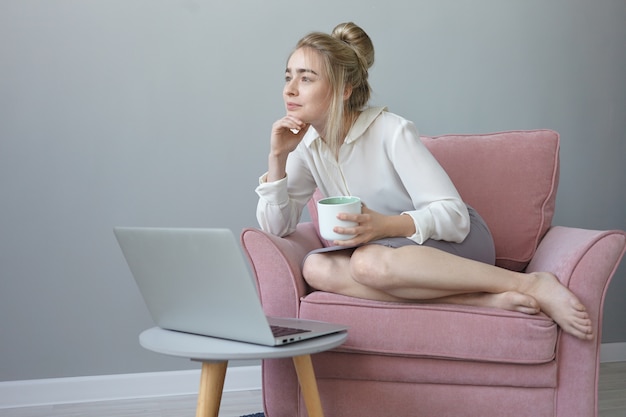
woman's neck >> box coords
[318,110,359,142]
[342,110,359,138]
[317,110,361,159]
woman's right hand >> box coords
[270,115,310,157]
[265,115,310,183]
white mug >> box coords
[317,196,362,241]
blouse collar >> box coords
[303,106,387,147]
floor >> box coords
[0,390,263,417]
[598,361,626,417]
[2,362,625,417]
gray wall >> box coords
[1,0,624,381]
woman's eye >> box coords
[285,76,292,83]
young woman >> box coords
[255,22,593,341]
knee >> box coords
[350,245,391,287]
[302,254,335,291]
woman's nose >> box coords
[284,80,297,96]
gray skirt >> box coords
[306,205,496,265]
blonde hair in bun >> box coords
[291,22,374,155]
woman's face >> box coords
[283,47,332,131]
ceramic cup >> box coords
[317,196,362,241]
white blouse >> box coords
[255,107,470,244]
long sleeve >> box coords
[384,117,470,243]
[255,143,317,237]
[332,110,469,244]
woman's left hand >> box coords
[332,203,411,246]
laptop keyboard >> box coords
[270,325,311,337]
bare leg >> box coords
[425,292,541,315]
[303,250,409,303]
[303,245,593,340]
[304,251,538,313]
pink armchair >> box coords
[240,130,626,417]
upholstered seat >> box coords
[241,130,626,417]
[301,292,557,364]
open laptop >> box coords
[114,227,347,346]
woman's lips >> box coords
[286,102,301,111]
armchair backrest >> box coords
[422,130,559,271]
[308,130,560,271]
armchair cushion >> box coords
[308,130,560,271]
[300,292,557,365]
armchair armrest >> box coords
[526,225,626,417]
[240,222,324,318]
[527,226,626,309]
[527,225,626,338]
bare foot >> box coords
[434,291,540,315]
[481,291,541,315]
[521,272,593,340]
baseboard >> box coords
[0,364,261,409]
[600,342,626,363]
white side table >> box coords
[140,327,348,417]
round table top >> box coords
[139,327,348,361]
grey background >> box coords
[1,0,625,381]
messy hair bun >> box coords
[331,22,375,71]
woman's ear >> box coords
[343,84,353,101]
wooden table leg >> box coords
[292,354,325,417]
[196,361,228,417]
